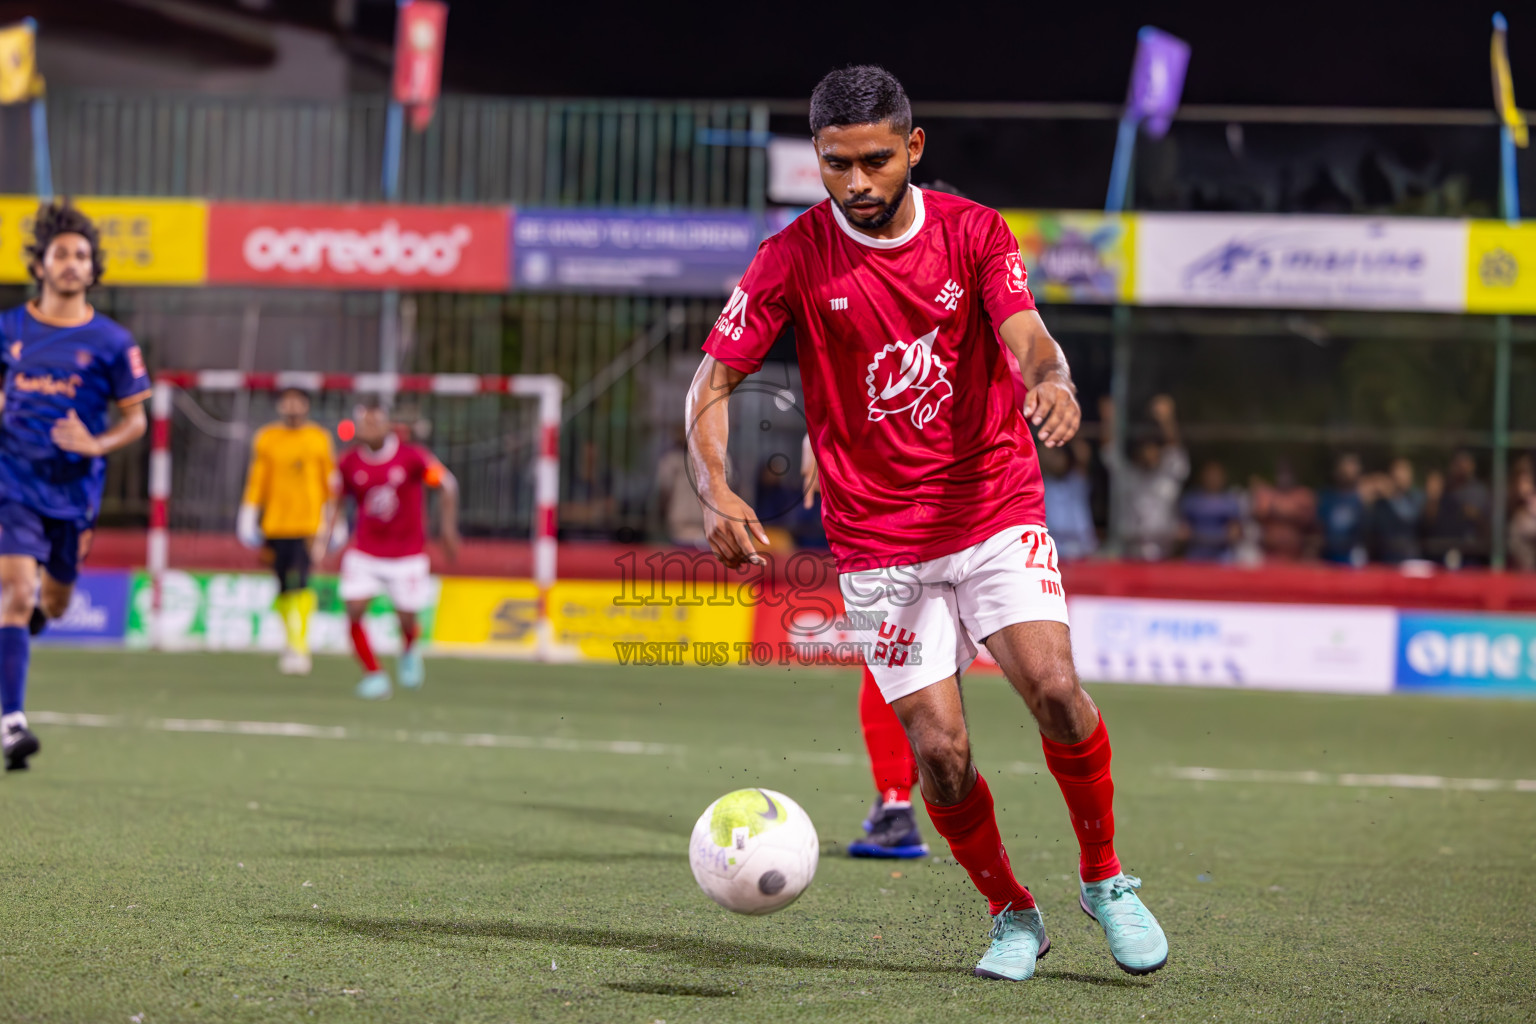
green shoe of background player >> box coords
[397,647,424,689]
[1079,873,1168,975]
[973,903,1050,981]
[356,671,392,701]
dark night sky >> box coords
[433,0,1536,109]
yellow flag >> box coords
[0,20,43,105]
[1493,14,1529,149]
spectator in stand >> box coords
[1100,393,1189,561]
[1318,452,1368,566]
[1250,461,1317,561]
[1368,457,1425,565]
[656,428,708,548]
[1179,460,1243,562]
[1423,450,1491,568]
[1041,437,1098,561]
[1508,455,1536,571]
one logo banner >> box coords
[0,196,208,285]
[33,569,129,645]
[206,202,510,291]
[1135,213,1469,312]
[512,208,760,295]
[1001,211,1134,304]
[1396,611,1536,693]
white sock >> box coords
[1,710,27,732]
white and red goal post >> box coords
[147,371,564,657]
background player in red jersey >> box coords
[315,399,460,701]
[686,66,1168,982]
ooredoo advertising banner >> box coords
[206,203,509,291]
[1135,213,1468,312]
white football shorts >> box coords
[837,523,1069,703]
[338,549,433,612]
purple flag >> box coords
[1127,26,1190,139]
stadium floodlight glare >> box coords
[146,370,566,659]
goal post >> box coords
[146,370,564,658]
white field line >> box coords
[1166,765,1536,794]
[29,711,680,757]
[27,712,1536,793]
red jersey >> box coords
[337,435,440,558]
[703,187,1045,571]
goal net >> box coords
[143,371,563,658]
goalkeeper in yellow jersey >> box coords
[237,388,339,675]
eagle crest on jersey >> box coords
[865,326,952,429]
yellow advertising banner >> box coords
[1000,210,1135,304]
[1466,220,1536,314]
[0,196,207,285]
[433,576,755,661]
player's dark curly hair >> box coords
[26,199,105,287]
[809,65,912,137]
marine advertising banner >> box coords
[1135,214,1468,312]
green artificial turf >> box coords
[2,650,1534,1023]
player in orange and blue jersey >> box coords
[0,201,151,771]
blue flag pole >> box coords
[22,18,51,199]
[1104,115,1139,214]
[30,96,52,200]
[1500,125,1520,223]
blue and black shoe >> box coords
[3,716,40,772]
[848,800,929,859]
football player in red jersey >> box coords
[686,66,1166,980]
[315,398,460,700]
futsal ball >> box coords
[688,788,819,915]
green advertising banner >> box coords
[127,571,438,652]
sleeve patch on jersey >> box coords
[127,345,147,379]
[1004,252,1029,294]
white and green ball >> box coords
[688,788,819,915]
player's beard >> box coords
[836,168,911,231]
[42,270,89,301]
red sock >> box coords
[1040,713,1122,883]
[858,667,916,803]
[350,620,379,673]
[400,620,419,652]
[924,772,1035,914]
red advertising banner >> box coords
[206,203,509,291]
[393,1,448,131]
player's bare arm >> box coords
[435,466,462,562]
[998,309,1080,449]
[684,354,768,569]
[50,402,147,457]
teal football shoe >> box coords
[356,671,392,701]
[1079,873,1168,975]
[397,647,424,689]
[973,902,1050,981]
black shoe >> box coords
[3,721,40,771]
[28,607,47,636]
[848,802,929,859]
